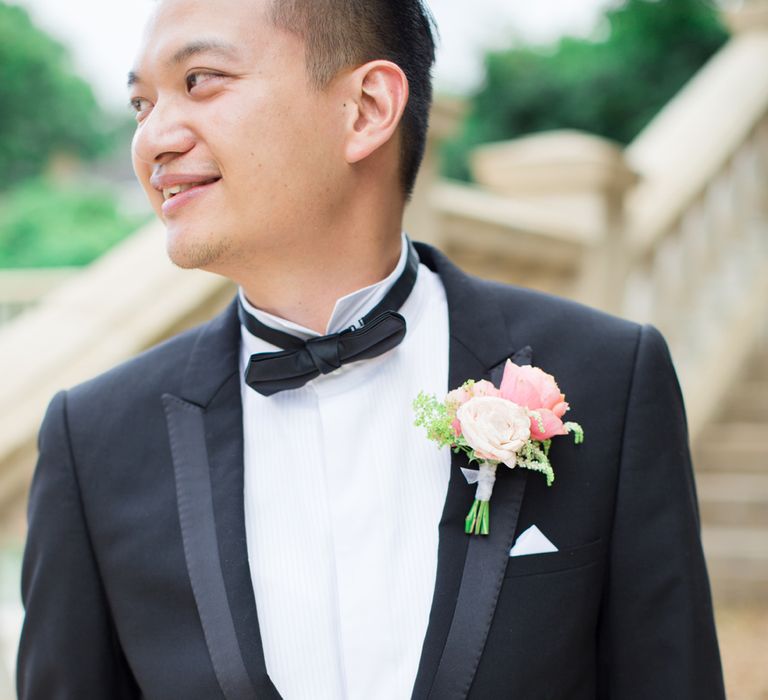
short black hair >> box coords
[269,0,437,198]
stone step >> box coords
[697,473,768,528]
[719,380,768,420]
[694,423,768,473]
[702,526,768,603]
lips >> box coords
[162,177,220,201]
[157,177,221,216]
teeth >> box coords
[162,180,217,200]
[163,184,192,200]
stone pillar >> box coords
[469,130,638,313]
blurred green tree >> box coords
[0,2,112,189]
[442,0,729,180]
[0,177,146,268]
[0,3,148,269]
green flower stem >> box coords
[465,499,491,536]
[464,499,479,534]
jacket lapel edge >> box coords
[427,472,527,700]
[163,393,256,700]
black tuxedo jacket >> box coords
[18,243,725,699]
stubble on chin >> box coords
[165,227,233,271]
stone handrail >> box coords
[0,268,79,325]
[625,33,768,254]
[0,225,233,514]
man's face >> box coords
[129,0,347,276]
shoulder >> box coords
[68,326,200,403]
[34,323,205,465]
[487,279,653,393]
[415,240,652,382]
[64,299,238,414]
[458,268,643,357]
[480,274,640,338]
[416,240,641,345]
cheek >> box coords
[207,93,343,209]
[225,119,304,195]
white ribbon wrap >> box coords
[460,461,498,502]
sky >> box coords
[10,0,613,111]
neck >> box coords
[216,169,406,333]
[241,231,402,333]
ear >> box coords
[343,60,409,165]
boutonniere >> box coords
[413,360,584,535]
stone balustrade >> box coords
[617,23,768,435]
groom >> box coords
[18,0,726,698]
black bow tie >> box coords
[240,240,419,396]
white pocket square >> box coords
[509,525,558,557]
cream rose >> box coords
[456,396,531,467]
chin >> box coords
[165,227,231,271]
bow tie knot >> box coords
[306,333,344,374]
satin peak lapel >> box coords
[163,301,280,700]
[410,244,530,700]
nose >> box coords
[131,97,196,167]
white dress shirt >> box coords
[239,234,451,700]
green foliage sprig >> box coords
[413,391,476,460]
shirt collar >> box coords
[238,232,409,343]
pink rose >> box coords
[456,396,531,467]
[446,380,500,408]
[499,361,569,440]
[470,380,501,398]
[447,380,501,436]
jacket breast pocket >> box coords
[477,538,608,697]
[503,537,606,578]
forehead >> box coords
[133,0,277,72]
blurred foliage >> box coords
[442,0,729,181]
[0,177,148,268]
[0,3,116,188]
[0,3,146,269]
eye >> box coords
[128,96,153,123]
[185,71,224,93]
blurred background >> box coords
[0,0,766,697]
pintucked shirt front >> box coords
[239,236,451,700]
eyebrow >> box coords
[127,40,241,89]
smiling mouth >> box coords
[162,178,221,201]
